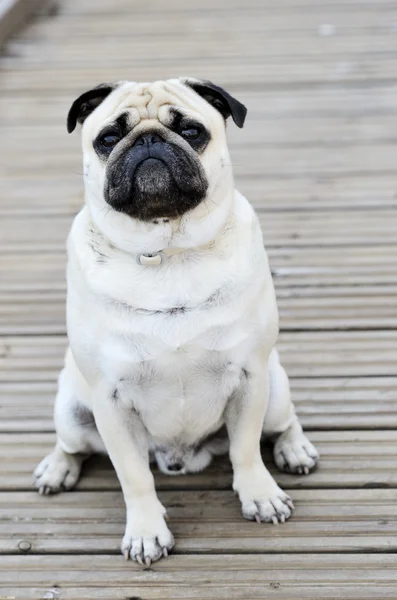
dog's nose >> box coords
[167,462,183,472]
[133,132,163,147]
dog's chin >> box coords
[105,158,207,223]
[134,158,173,195]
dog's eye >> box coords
[99,133,121,148]
[180,127,201,140]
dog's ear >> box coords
[183,79,247,128]
[67,83,116,133]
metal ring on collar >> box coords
[136,252,164,266]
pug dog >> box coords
[34,77,319,566]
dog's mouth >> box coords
[133,157,172,193]
[104,135,208,222]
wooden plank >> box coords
[2,246,397,291]
[10,210,397,247]
[0,381,55,432]
[0,0,53,49]
[1,378,396,431]
[2,57,397,93]
[268,246,397,287]
[1,489,397,555]
[3,85,397,126]
[2,211,397,251]
[1,377,396,433]
[1,331,397,380]
[2,554,397,600]
[2,331,397,380]
[57,0,397,14]
[277,287,397,330]
[0,286,393,336]
[21,5,397,35]
[8,33,397,65]
[3,431,397,491]
[18,23,397,44]
[282,376,397,429]
[0,285,397,333]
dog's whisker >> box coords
[204,199,212,219]
[207,195,234,216]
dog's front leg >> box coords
[226,351,294,524]
[93,384,174,565]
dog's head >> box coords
[68,78,246,225]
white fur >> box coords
[34,78,318,565]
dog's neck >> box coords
[85,185,236,259]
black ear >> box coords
[67,84,115,133]
[184,79,247,128]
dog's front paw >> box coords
[274,429,319,475]
[33,447,83,495]
[123,500,175,566]
[233,465,294,524]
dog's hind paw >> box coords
[274,426,319,475]
[33,446,83,494]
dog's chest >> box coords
[86,279,258,443]
[115,344,242,444]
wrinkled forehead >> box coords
[90,79,211,132]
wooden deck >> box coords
[1,0,397,597]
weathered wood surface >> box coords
[0,0,53,49]
[2,489,397,555]
[3,430,397,491]
[1,332,397,379]
[2,377,396,432]
[1,0,397,597]
[3,555,397,600]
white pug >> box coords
[34,77,318,566]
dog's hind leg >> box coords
[263,350,319,475]
[34,349,104,494]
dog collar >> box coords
[136,241,216,267]
[88,219,220,267]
